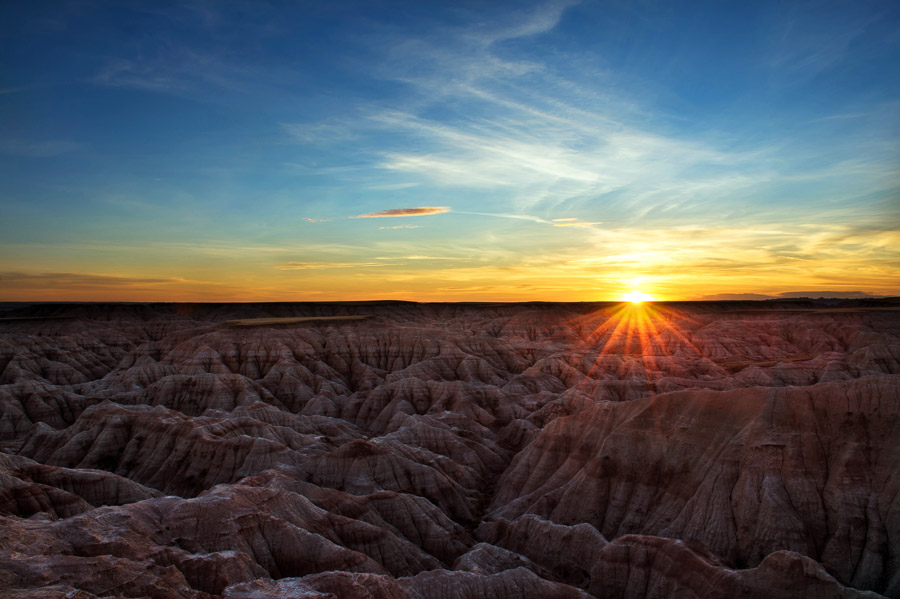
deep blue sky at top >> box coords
[0,0,898,300]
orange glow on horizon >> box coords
[622,291,654,304]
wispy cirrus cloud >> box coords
[0,86,30,96]
[282,121,360,145]
[472,0,581,45]
[90,25,306,102]
[93,57,189,93]
[269,1,897,244]
[369,102,763,222]
[346,1,897,231]
[355,206,450,218]
[349,9,778,222]
[0,139,83,157]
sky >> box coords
[1,0,898,302]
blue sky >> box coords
[1,0,898,301]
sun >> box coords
[623,291,653,304]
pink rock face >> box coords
[0,300,898,599]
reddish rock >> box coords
[0,300,898,598]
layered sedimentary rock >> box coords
[1,299,898,598]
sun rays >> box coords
[567,302,709,397]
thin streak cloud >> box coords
[457,211,553,224]
[0,272,183,285]
[275,261,391,270]
[553,221,603,227]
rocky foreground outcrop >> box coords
[0,300,898,598]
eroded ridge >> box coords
[1,299,898,598]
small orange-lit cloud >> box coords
[356,206,450,218]
[379,224,422,229]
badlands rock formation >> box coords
[0,299,898,598]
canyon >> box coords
[0,299,898,598]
